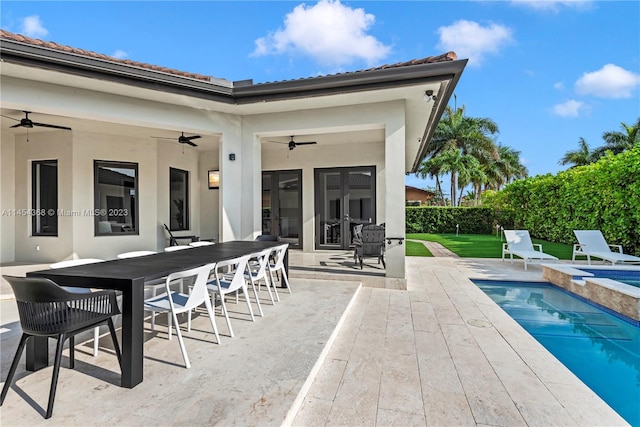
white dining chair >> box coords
[164,245,192,252]
[267,244,291,295]
[144,263,220,368]
[116,250,156,259]
[189,241,215,247]
[49,258,105,357]
[206,255,254,338]
[246,248,277,315]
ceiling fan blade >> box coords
[10,123,23,128]
[33,122,72,130]
[295,141,317,146]
[185,135,201,141]
[184,140,198,147]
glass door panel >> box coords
[315,167,375,250]
[346,170,374,245]
[261,170,302,248]
[277,171,301,246]
[316,171,342,247]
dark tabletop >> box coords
[27,240,281,289]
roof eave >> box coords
[412,58,468,173]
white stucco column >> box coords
[384,117,406,285]
[219,131,243,241]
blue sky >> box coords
[2,1,639,191]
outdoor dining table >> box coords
[26,240,283,388]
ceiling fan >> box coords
[269,135,317,151]
[151,131,201,147]
[1,110,71,130]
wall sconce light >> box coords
[423,90,437,103]
[208,170,220,189]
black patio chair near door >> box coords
[1,276,122,419]
[354,224,386,269]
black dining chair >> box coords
[1,276,122,419]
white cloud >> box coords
[575,64,640,98]
[251,0,391,67]
[511,1,593,12]
[436,20,513,67]
[112,50,128,59]
[554,81,564,90]
[21,15,48,38]
[552,99,586,117]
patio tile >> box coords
[376,407,426,426]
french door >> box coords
[261,170,302,248]
[315,166,376,250]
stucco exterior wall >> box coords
[0,132,16,263]
[13,131,73,263]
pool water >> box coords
[474,280,640,426]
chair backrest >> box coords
[117,251,156,259]
[164,245,192,252]
[270,243,289,270]
[189,241,215,247]
[50,258,104,269]
[353,224,364,242]
[255,234,278,242]
[359,225,385,256]
[248,248,272,279]
[504,230,534,252]
[3,275,119,335]
[574,230,611,253]
[163,223,178,245]
[165,263,216,310]
[214,255,250,293]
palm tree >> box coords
[415,156,445,205]
[420,105,499,206]
[496,145,527,186]
[560,137,594,168]
[592,117,640,160]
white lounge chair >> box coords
[572,230,640,265]
[502,230,558,270]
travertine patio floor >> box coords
[0,255,629,426]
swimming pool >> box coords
[474,280,640,426]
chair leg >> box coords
[203,298,221,344]
[269,275,281,302]
[46,334,66,419]
[107,319,123,367]
[168,313,173,340]
[249,277,264,316]
[242,285,255,322]
[93,327,99,357]
[68,336,75,369]
[171,310,190,369]
[1,334,29,406]
[219,295,234,337]
[280,268,292,293]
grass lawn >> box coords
[405,240,433,256]
[406,233,574,259]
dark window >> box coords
[94,161,138,235]
[32,160,58,236]
[169,168,189,231]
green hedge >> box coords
[405,206,515,234]
[483,147,640,256]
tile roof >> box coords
[0,29,214,82]
[1,29,457,86]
